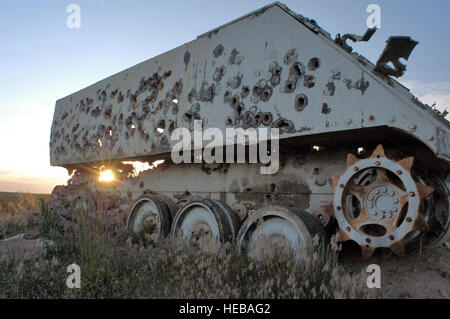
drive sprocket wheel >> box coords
[328,144,434,259]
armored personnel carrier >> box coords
[49,2,449,259]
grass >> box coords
[0,197,376,299]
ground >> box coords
[341,245,450,298]
[0,192,448,299]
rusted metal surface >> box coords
[50,2,450,167]
[328,144,441,259]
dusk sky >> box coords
[1,0,449,194]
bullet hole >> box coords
[295,94,308,111]
[271,117,295,133]
[168,121,175,134]
[91,107,102,118]
[213,44,224,58]
[321,103,331,114]
[156,101,164,112]
[225,117,233,126]
[227,73,243,89]
[269,61,282,76]
[172,80,183,96]
[191,103,200,113]
[262,112,273,126]
[155,120,165,136]
[164,70,172,78]
[313,168,321,175]
[213,66,226,82]
[97,90,107,102]
[324,81,335,96]
[110,89,118,98]
[104,105,112,118]
[304,75,315,88]
[270,75,280,86]
[284,49,298,65]
[117,92,124,103]
[249,106,257,114]
[160,135,170,149]
[72,123,80,133]
[253,112,262,127]
[171,103,179,115]
[235,102,245,117]
[199,81,215,102]
[283,81,296,93]
[243,111,252,123]
[258,79,267,88]
[228,49,244,65]
[307,57,320,70]
[289,62,305,82]
[355,74,370,95]
[260,86,273,102]
[184,51,191,68]
[241,86,250,99]
[231,95,240,108]
[252,85,261,98]
[147,89,158,103]
[224,90,232,104]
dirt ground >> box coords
[341,243,450,299]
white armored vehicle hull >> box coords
[50,3,449,259]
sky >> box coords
[0,0,449,194]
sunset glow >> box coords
[99,170,115,182]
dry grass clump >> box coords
[0,202,376,298]
[0,193,42,239]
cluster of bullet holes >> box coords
[268,61,282,87]
[252,79,273,103]
[284,62,305,93]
